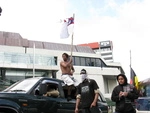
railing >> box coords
[0,52,57,66]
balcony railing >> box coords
[0,52,57,66]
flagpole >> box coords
[130,50,139,89]
[130,50,131,69]
[70,13,75,58]
[130,50,132,84]
[33,43,35,78]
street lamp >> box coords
[0,7,2,16]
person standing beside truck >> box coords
[75,69,101,113]
[60,53,75,101]
[111,74,139,113]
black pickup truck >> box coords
[0,77,108,113]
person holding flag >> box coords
[60,15,76,101]
[60,53,75,101]
[111,74,139,113]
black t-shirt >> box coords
[77,79,99,108]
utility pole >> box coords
[33,43,35,78]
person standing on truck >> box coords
[75,69,101,113]
[60,53,75,101]
[111,74,139,113]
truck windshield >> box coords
[3,78,40,93]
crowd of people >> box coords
[60,52,139,113]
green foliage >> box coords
[105,98,115,106]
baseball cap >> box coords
[80,69,87,74]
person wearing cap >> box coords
[111,74,139,113]
[75,69,101,113]
[60,53,75,101]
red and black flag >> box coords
[130,67,139,89]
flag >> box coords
[130,67,139,89]
[60,17,74,39]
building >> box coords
[0,31,124,98]
[78,40,114,62]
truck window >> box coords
[3,78,39,93]
[32,80,60,98]
[62,85,77,100]
[43,83,60,98]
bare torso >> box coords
[60,61,72,75]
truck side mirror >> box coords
[39,83,47,95]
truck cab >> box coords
[0,77,108,113]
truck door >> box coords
[25,95,57,113]
[56,82,77,113]
[25,79,59,113]
[40,80,77,113]
[57,100,76,113]
[32,79,76,113]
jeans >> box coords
[82,106,101,113]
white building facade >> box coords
[0,31,124,98]
[99,40,114,63]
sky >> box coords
[0,0,150,81]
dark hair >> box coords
[62,53,69,58]
[80,69,87,74]
[117,73,128,85]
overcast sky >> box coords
[0,0,150,81]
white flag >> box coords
[60,17,74,39]
[60,21,69,39]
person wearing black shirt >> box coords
[111,74,139,113]
[75,69,101,113]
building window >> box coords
[95,59,101,67]
[74,57,80,65]
[104,57,113,60]
[80,57,86,66]
[91,58,96,66]
[86,58,91,66]
[54,57,57,65]
[72,56,106,67]
[1,52,57,66]
[101,48,111,51]
[101,53,112,56]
